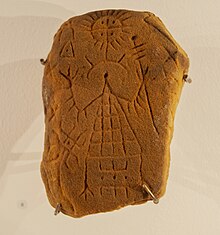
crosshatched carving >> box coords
[41,9,189,218]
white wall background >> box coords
[0,0,220,234]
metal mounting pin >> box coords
[183,74,192,84]
[40,58,47,65]
[54,203,61,216]
[142,183,159,204]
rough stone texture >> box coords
[40,9,189,218]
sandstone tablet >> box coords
[40,9,189,218]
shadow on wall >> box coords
[0,14,67,195]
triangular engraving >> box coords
[61,41,75,57]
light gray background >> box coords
[0,0,220,234]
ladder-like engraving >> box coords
[79,86,142,199]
